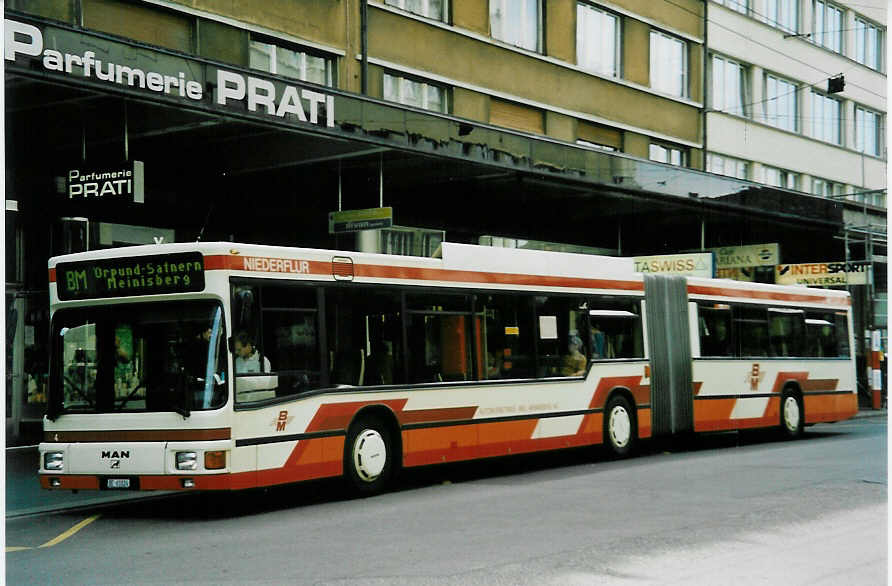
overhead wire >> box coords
[659,0,887,101]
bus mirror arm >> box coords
[172,367,191,419]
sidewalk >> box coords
[5,409,886,518]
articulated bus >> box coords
[40,242,857,494]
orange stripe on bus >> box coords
[804,392,857,424]
[770,372,810,394]
[687,284,850,306]
[693,399,739,432]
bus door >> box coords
[643,275,694,437]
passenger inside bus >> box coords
[365,339,394,386]
[561,334,587,376]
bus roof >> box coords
[48,241,850,306]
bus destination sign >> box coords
[56,252,205,300]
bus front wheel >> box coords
[604,395,636,458]
[344,415,394,495]
[780,390,804,439]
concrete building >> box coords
[4,0,886,443]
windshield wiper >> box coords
[63,375,95,407]
[115,380,147,411]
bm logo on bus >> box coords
[272,410,295,432]
[747,363,765,391]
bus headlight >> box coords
[175,451,198,471]
[44,452,64,471]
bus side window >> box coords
[735,306,769,357]
[768,308,806,357]
[479,294,535,380]
[534,296,588,377]
[326,287,403,387]
[806,311,849,358]
[406,293,473,383]
[231,285,258,340]
[588,297,644,360]
[698,304,733,357]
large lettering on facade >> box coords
[5,18,335,128]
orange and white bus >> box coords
[40,242,857,494]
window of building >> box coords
[762,165,799,190]
[650,31,687,97]
[384,0,448,22]
[813,1,843,54]
[577,140,616,151]
[812,178,842,197]
[489,99,545,134]
[711,55,748,115]
[764,74,798,132]
[706,153,748,179]
[576,120,622,151]
[576,3,620,77]
[855,106,883,156]
[490,0,541,52]
[249,38,335,87]
[810,91,841,145]
[765,0,799,33]
[855,17,884,71]
[852,190,887,208]
[649,142,687,166]
[717,0,748,14]
[383,73,448,113]
[83,0,193,53]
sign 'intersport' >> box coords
[5,18,335,128]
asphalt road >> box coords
[6,419,887,585]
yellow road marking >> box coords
[6,514,101,552]
[39,514,101,548]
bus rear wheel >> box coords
[604,395,636,458]
[780,390,804,439]
[344,415,394,495]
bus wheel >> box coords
[344,416,393,495]
[780,390,804,439]
[604,395,636,458]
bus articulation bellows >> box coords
[40,242,857,494]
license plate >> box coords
[106,478,131,489]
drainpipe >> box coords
[702,0,708,170]
[361,0,368,95]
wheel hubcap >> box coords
[609,406,631,448]
[352,429,387,482]
[783,397,800,432]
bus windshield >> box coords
[50,301,227,416]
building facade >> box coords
[5,0,886,443]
